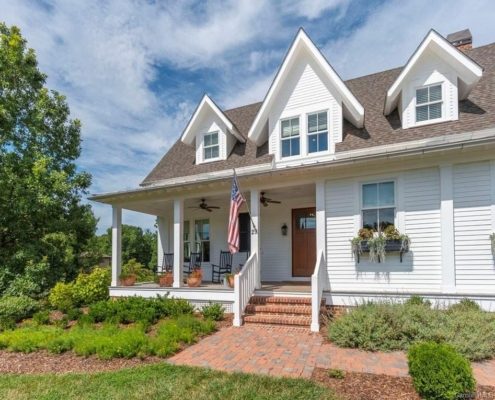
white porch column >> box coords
[111,205,122,287]
[250,189,261,289]
[315,180,326,260]
[173,199,184,288]
[157,216,169,271]
[440,164,456,293]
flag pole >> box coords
[233,169,258,234]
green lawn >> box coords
[0,364,338,400]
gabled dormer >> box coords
[384,29,483,129]
[181,95,244,164]
[248,29,364,164]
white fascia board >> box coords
[180,94,244,144]
[248,28,364,145]
[384,29,483,115]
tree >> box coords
[99,225,157,269]
[0,23,97,297]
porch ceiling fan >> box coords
[188,198,220,212]
[260,192,282,207]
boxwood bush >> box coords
[88,296,194,326]
[201,303,225,321]
[408,342,475,400]
[328,299,495,361]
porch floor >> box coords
[259,281,311,293]
[123,281,311,293]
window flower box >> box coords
[357,239,409,263]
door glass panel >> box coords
[297,213,316,230]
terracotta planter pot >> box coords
[120,275,136,286]
[227,275,235,288]
[159,273,174,287]
[187,276,202,287]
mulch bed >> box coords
[0,350,163,374]
[312,368,495,400]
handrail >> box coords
[233,252,258,327]
[311,250,327,332]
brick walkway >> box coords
[169,325,495,387]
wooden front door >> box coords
[292,207,316,277]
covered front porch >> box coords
[96,174,328,331]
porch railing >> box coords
[311,249,327,332]
[233,252,258,327]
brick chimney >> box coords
[447,29,472,51]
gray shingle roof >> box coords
[141,42,495,186]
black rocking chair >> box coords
[184,252,202,276]
[159,253,174,274]
[211,251,233,283]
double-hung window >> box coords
[362,181,395,232]
[194,219,210,262]
[203,132,219,160]
[308,111,328,153]
[183,221,191,262]
[281,117,300,157]
[416,84,442,122]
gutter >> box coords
[89,127,495,202]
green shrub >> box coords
[201,303,225,321]
[0,316,16,332]
[66,308,82,321]
[88,297,194,325]
[0,295,39,322]
[328,300,495,361]
[328,369,345,379]
[405,296,431,307]
[48,282,76,312]
[448,299,481,313]
[32,310,51,326]
[408,342,475,400]
[72,267,110,305]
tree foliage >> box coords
[0,23,97,297]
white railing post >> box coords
[250,189,261,289]
[311,250,326,332]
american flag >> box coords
[228,172,245,254]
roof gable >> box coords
[248,28,365,145]
[181,94,244,145]
[384,29,483,115]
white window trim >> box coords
[359,179,397,232]
[414,82,445,127]
[280,116,301,159]
[307,110,329,154]
[202,131,221,163]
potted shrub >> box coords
[490,232,495,256]
[119,259,142,286]
[187,267,203,287]
[159,271,173,287]
[225,273,235,288]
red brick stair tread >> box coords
[244,314,312,326]
[249,296,312,305]
[245,304,312,315]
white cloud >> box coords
[284,0,350,20]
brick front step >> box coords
[245,304,312,315]
[243,314,312,326]
[249,296,312,305]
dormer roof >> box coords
[248,28,365,146]
[180,94,244,145]
[384,29,483,115]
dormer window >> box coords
[416,84,442,123]
[203,132,219,160]
[308,111,328,153]
[281,117,300,158]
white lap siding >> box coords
[325,168,442,293]
[453,162,495,293]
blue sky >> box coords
[2,0,495,233]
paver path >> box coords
[169,324,495,386]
